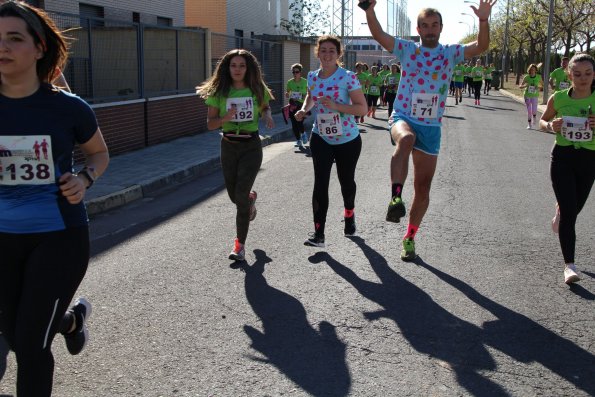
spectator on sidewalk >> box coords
[197,49,274,262]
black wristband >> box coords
[77,169,94,189]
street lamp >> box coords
[461,13,476,33]
[458,21,471,36]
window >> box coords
[79,3,104,28]
[235,29,244,49]
[132,12,140,23]
[156,17,172,27]
[24,0,44,7]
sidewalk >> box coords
[85,112,311,216]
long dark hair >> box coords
[0,1,68,85]
[196,49,274,109]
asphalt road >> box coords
[1,91,594,396]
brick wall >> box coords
[74,95,207,163]
[147,95,207,146]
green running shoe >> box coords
[400,238,417,262]
[386,196,406,223]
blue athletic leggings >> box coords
[0,227,89,396]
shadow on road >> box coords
[240,249,351,397]
[312,236,595,396]
[309,238,507,397]
[414,255,595,395]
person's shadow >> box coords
[241,249,350,396]
[415,256,595,395]
[310,237,508,397]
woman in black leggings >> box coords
[0,2,110,395]
[295,35,367,247]
[539,53,595,285]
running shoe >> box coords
[301,132,309,145]
[400,238,417,261]
[526,124,531,130]
[64,297,92,355]
[304,231,325,247]
[459,96,462,102]
[249,191,257,221]
[564,264,580,284]
[551,204,560,234]
[229,238,245,261]
[295,140,300,147]
[477,100,480,106]
[386,196,406,223]
[344,215,356,236]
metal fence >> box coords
[210,32,284,113]
[50,12,208,104]
[46,12,290,112]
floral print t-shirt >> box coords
[391,38,464,127]
[307,67,362,145]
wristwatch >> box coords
[77,166,96,189]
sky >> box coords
[320,0,492,44]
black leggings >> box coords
[220,137,263,244]
[385,92,397,118]
[309,134,362,230]
[550,145,595,263]
[473,81,482,100]
[289,105,305,140]
[0,227,89,397]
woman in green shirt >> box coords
[384,63,401,119]
[366,66,384,119]
[286,63,308,147]
[538,53,595,284]
[519,64,543,129]
[197,49,274,261]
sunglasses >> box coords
[292,70,301,74]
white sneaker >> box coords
[526,124,532,130]
[564,264,580,284]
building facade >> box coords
[25,0,184,26]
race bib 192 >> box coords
[0,135,55,185]
[226,97,254,122]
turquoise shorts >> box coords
[389,115,442,155]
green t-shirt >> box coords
[453,65,466,82]
[385,72,401,93]
[356,72,369,94]
[550,67,570,91]
[472,66,485,82]
[286,77,307,104]
[378,69,390,83]
[484,67,495,80]
[367,74,384,96]
[523,75,542,98]
[553,88,595,150]
[465,66,473,78]
[204,86,271,133]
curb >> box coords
[86,127,297,216]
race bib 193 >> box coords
[317,113,343,137]
[561,116,593,142]
[226,97,254,122]
[0,135,55,185]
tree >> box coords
[280,0,331,37]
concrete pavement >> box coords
[85,112,312,215]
